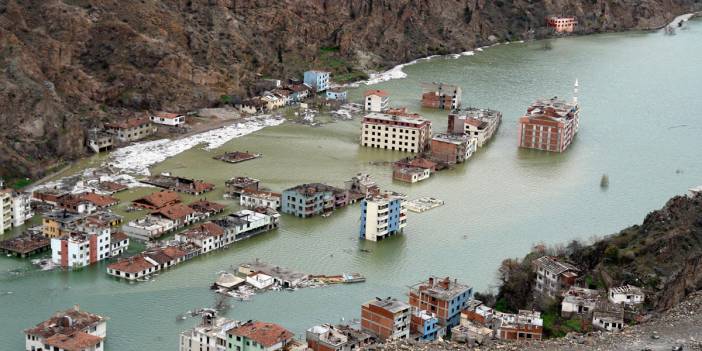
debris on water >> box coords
[675,169,684,174]
[600,174,610,189]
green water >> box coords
[2,22,702,350]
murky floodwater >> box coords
[2,21,702,350]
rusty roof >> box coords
[78,192,119,207]
[105,116,151,130]
[110,231,129,242]
[227,321,294,347]
[25,306,104,339]
[134,190,181,208]
[107,255,155,273]
[46,332,102,351]
[152,203,195,221]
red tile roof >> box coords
[133,190,181,209]
[161,245,187,260]
[199,222,225,236]
[25,307,104,339]
[46,332,102,351]
[78,192,119,207]
[227,321,294,347]
[364,89,389,97]
[152,203,195,221]
[105,116,150,130]
[110,231,129,242]
[107,255,155,273]
[154,111,181,119]
[189,200,226,214]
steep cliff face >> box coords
[0,0,700,179]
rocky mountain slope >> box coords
[1,0,701,179]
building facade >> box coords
[150,111,185,126]
[533,256,580,298]
[281,183,346,218]
[303,70,330,92]
[51,229,111,269]
[547,16,577,33]
[240,190,281,210]
[0,190,11,233]
[518,91,580,153]
[227,321,294,351]
[364,90,390,112]
[25,306,107,351]
[420,83,462,110]
[360,192,407,241]
[447,108,502,147]
[408,276,473,329]
[608,285,645,305]
[361,112,432,153]
[326,88,347,101]
[361,298,411,341]
[105,116,156,142]
[179,310,238,351]
[430,133,477,164]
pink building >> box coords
[547,17,577,33]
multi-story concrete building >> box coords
[10,191,33,227]
[42,210,85,238]
[447,108,502,147]
[518,93,580,153]
[226,321,294,351]
[420,83,462,110]
[25,306,107,351]
[240,190,281,210]
[110,232,130,257]
[281,183,347,218]
[430,133,478,164]
[179,309,239,351]
[361,298,411,341]
[532,256,580,298]
[304,70,331,92]
[105,116,156,143]
[408,276,473,329]
[345,173,380,196]
[410,309,442,342]
[364,90,390,112]
[51,228,111,269]
[462,300,543,341]
[361,112,432,153]
[306,324,374,351]
[0,189,11,233]
[360,192,407,242]
[547,16,577,33]
[326,88,347,101]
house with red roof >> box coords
[105,115,156,142]
[227,321,294,351]
[364,89,390,112]
[150,111,185,127]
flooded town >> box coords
[1,5,701,351]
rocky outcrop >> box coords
[1,0,700,179]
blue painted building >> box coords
[303,70,330,92]
[326,88,347,101]
[281,183,344,218]
[410,309,442,342]
[409,276,473,329]
[360,192,406,241]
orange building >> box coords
[361,298,410,341]
[547,16,577,33]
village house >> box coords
[121,216,175,241]
[281,183,348,218]
[238,260,309,289]
[8,190,33,228]
[306,324,375,351]
[420,82,462,110]
[227,321,294,351]
[561,286,601,318]
[188,200,226,219]
[246,272,275,289]
[461,301,543,341]
[24,306,107,351]
[326,88,347,101]
[408,276,473,329]
[392,166,431,183]
[150,111,185,127]
[86,130,115,153]
[364,90,390,112]
[239,98,267,114]
[288,83,312,102]
[76,192,119,209]
[105,115,156,142]
[42,210,85,238]
[360,112,432,153]
[447,108,502,147]
[240,189,282,210]
[175,222,226,255]
[518,83,580,153]
[106,254,158,281]
[141,174,215,195]
[32,189,70,206]
[532,256,580,298]
[304,70,331,92]
[150,203,197,230]
[430,133,478,164]
[0,233,50,258]
[50,229,112,268]
[179,310,240,351]
[360,191,407,242]
[224,177,260,198]
[608,285,645,305]
[592,302,625,332]
[361,297,411,341]
[131,190,181,210]
[261,93,285,111]
[547,16,577,33]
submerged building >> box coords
[360,112,432,153]
[360,192,407,241]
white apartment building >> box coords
[361,112,432,153]
[51,230,111,269]
[360,192,407,241]
[364,90,390,112]
[179,311,239,351]
[11,191,33,227]
[0,190,11,233]
[447,108,502,147]
[240,190,281,210]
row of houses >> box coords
[108,208,279,281]
[87,111,186,153]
